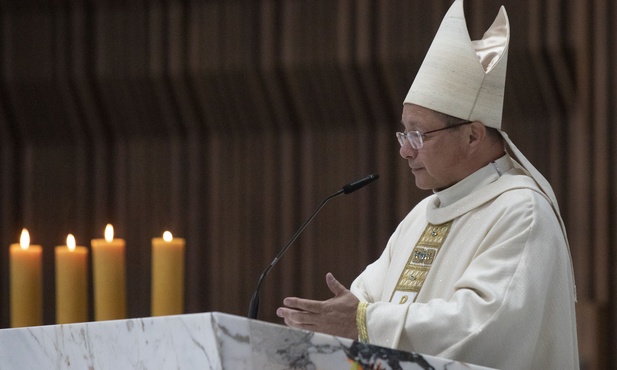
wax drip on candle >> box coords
[20,229,30,250]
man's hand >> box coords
[276,272,359,339]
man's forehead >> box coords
[401,104,441,126]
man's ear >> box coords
[468,121,486,147]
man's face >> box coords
[400,104,470,191]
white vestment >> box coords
[351,155,579,370]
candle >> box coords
[9,228,43,327]
[55,234,89,324]
[91,224,126,321]
[151,231,185,316]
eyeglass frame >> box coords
[396,120,472,149]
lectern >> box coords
[0,312,495,369]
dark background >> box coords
[0,1,612,368]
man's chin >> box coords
[412,175,432,191]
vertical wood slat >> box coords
[611,0,617,363]
[590,0,611,306]
[566,0,593,303]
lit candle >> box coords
[91,224,126,321]
[9,228,43,327]
[55,234,88,324]
[151,231,185,316]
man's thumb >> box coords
[326,272,347,296]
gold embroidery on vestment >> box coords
[389,222,453,303]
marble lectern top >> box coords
[0,312,495,369]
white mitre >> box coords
[404,0,508,128]
[405,0,562,216]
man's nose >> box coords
[399,142,417,159]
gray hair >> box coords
[433,110,502,143]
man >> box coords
[276,1,579,369]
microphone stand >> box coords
[247,189,344,320]
[247,173,378,320]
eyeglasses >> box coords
[396,121,472,149]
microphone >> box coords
[247,173,379,319]
[342,173,380,194]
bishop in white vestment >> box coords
[278,1,579,369]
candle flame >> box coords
[67,234,76,251]
[104,224,114,242]
[19,228,30,250]
[163,231,173,242]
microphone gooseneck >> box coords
[247,173,379,320]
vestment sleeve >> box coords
[350,225,400,303]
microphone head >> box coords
[342,173,379,194]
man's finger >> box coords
[325,272,347,296]
[277,307,317,327]
[283,297,323,313]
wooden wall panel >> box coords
[0,0,614,367]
